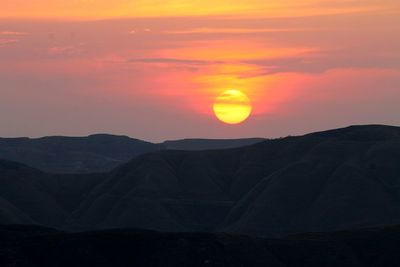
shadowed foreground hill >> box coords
[1,224,400,267]
[0,135,263,173]
[1,125,400,237]
[0,160,104,227]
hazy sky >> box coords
[0,1,399,141]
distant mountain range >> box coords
[1,224,400,266]
[0,135,264,173]
[1,125,400,238]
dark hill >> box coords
[0,160,104,227]
[66,125,400,236]
[0,135,264,173]
[163,138,265,150]
[1,125,400,237]
[0,134,158,173]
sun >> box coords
[213,89,252,124]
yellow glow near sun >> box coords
[213,90,252,124]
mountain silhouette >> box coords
[163,138,264,151]
[0,135,263,173]
[1,125,400,237]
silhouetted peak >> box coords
[306,124,400,141]
[162,138,265,151]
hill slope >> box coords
[66,125,400,236]
[163,138,265,151]
[0,135,263,173]
[0,135,159,173]
[1,125,400,237]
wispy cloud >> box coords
[0,39,18,47]
[164,27,314,35]
[128,57,224,66]
[48,44,86,56]
[128,28,152,35]
[0,31,26,36]
[241,49,400,77]
[0,31,26,48]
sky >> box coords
[0,0,399,141]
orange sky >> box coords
[1,0,398,18]
[0,1,399,140]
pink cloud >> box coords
[0,31,26,36]
[0,39,18,46]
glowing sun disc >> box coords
[213,89,252,124]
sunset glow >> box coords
[0,1,399,140]
[1,0,394,19]
[2,1,400,261]
[213,90,252,125]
